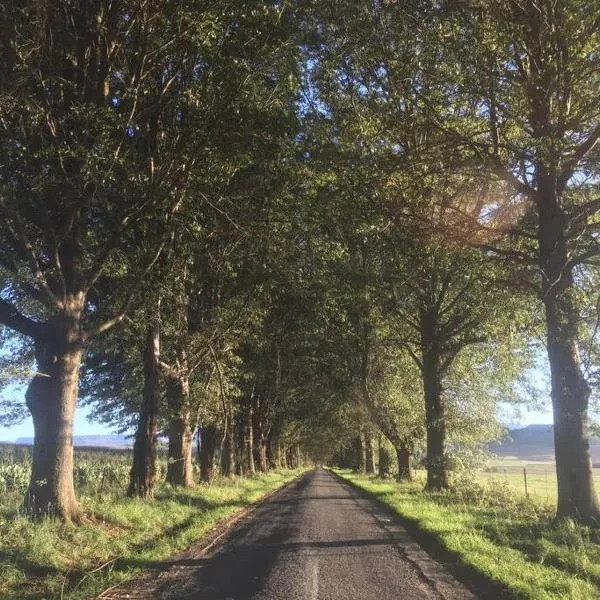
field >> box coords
[0,444,304,600]
[479,459,600,506]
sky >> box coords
[0,386,554,443]
[0,385,115,442]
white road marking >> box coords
[307,555,319,600]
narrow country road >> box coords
[106,469,477,600]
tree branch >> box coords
[0,299,43,339]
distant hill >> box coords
[492,424,600,463]
[14,435,132,449]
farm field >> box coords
[479,459,600,506]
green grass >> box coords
[333,469,600,600]
[0,469,304,600]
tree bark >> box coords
[24,309,84,522]
[365,436,376,474]
[537,174,600,523]
[378,436,391,478]
[420,309,449,491]
[285,445,296,469]
[199,425,218,482]
[166,374,194,487]
[395,445,412,482]
[245,404,256,475]
[258,435,269,473]
[356,433,366,473]
[268,429,280,470]
[220,419,236,477]
[128,323,160,498]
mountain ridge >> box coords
[493,424,600,462]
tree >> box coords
[427,0,600,521]
[0,0,187,520]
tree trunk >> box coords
[245,405,256,475]
[395,445,412,482]
[24,310,84,522]
[285,445,295,469]
[365,436,376,474]
[537,175,600,523]
[220,419,236,477]
[258,435,269,473]
[356,434,366,473]
[420,309,449,491]
[268,429,280,470]
[235,420,245,476]
[166,374,194,487]
[378,436,391,478]
[128,323,160,498]
[280,443,288,469]
[199,425,218,482]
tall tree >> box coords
[0,0,189,520]
[429,0,600,521]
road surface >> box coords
[105,468,477,599]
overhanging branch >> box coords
[0,299,43,339]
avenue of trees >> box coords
[1,0,600,525]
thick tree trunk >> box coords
[378,436,391,478]
[395,445,412,482]
[537,175,600,523]
[356,433,366,473]
[268,429,280,470]
[258,436,269,473]
[285,445,295,469]
[199,425,218,482]
[128,323,160,498]
[24,310,84,522]
[166,374,194,487]
[365,436,376,474]
[420,309,449,491]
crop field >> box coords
[0,443,144,507]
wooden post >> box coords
[523,467,528,498]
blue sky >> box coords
[0,386,554,443]
[0,405,116,442]
[0,385,116,442]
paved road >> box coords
[108,469,476,600]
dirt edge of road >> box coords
[97,469,312,600]
[328,469,513,600]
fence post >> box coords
[523,467,528,498]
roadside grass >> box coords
[0,469,304,600]
[333,469,600,600]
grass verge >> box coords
[332,469,600,600]
[0,469,305,600]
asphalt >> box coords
[106,468,477,600]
